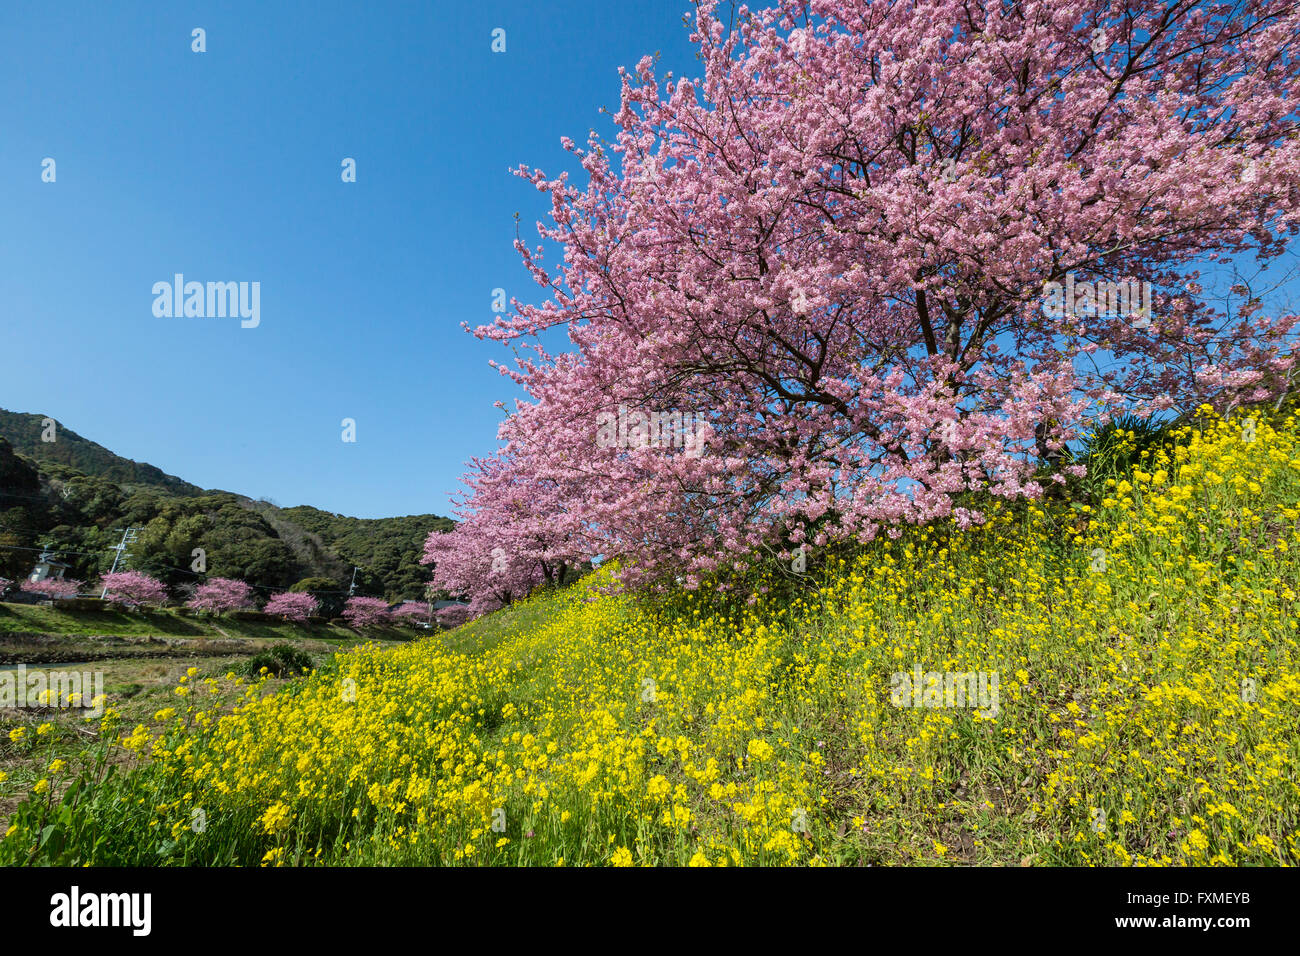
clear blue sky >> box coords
[0,0,697,518]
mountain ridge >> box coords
[0,409,205,498]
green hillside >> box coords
[0,409,204,498]
[0,410,452,602]
[279,506,453,601]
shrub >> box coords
[1070,413,1176,502]
[227,609,269,622]
[244,643,314,678]
[52,597,108,612]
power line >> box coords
[0,491,64,502]
[0,542,115,558]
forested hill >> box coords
[0,409,452,602]
[0,409,204,497]
[278,506,453,600]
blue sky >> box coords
[0,0,697,518]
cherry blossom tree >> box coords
[435,604,472,629]
[21,578,82,599]
[455,0,1300,593]
[422,450,591,616]
[342,596,391,629]
[392,601,433,626]
[264,591,319,623]
[187,577,255,615]
[100,571,168,608]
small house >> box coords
[28,552,71,584]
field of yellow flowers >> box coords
[3,409,1297,866]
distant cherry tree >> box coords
[187,577,255,615]
[423,451,588,619]
[434,604,472,630]
[21,578,82,599]
[392,601,432,625]
[264,591,319,623]
[100,571,168,608]
[342,596,391,629]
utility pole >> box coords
[348,566,359,596]
[101,527,139,598]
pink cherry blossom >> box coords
[392,601,432,625]
[100,571,168,608]
[21,578,82,599]
[342,596,392,629]
[264,591,319,623]
[435,0,1300,610]
[187,577,255,614]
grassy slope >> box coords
[3,410,1298,867]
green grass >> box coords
[0,601,412,644]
